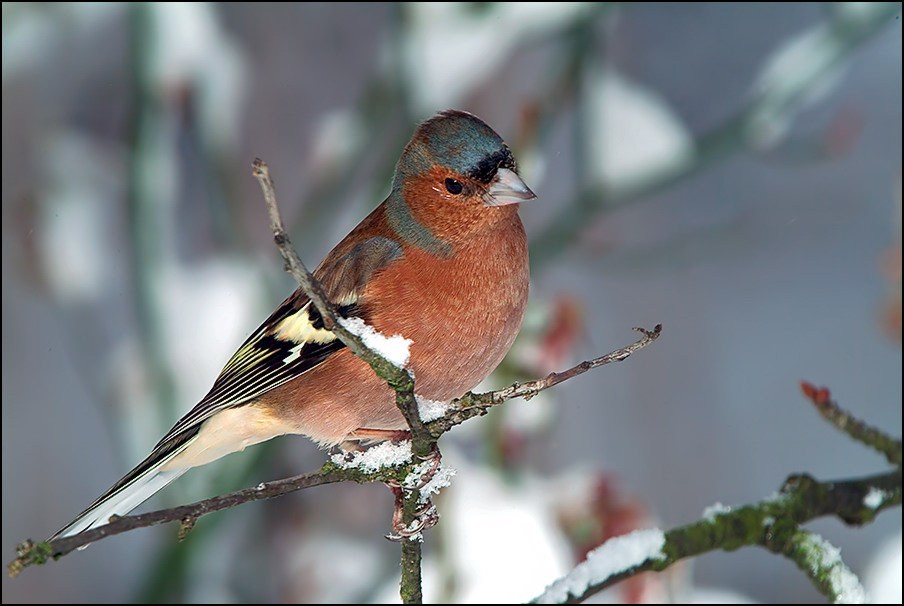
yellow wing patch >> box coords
[156,298,347,446]
[273,303,338,345]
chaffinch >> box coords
[51,109,535,540]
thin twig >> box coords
[251,158,429,446]
[493,324,662,401]
[8,467,350,576]
[399,540,424,603]
[430,324,662,435]
[251,161,374,357]
[800,381,903,467]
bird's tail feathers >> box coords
[49,436,195,544]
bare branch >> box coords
[429,324,662,435]
[493,325,662,401]
[9,467,350,577]
[800,381,903,467]
[251,159,429,448]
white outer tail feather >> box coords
[51,442,193,543]
[53,468,188,541]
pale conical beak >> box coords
[485,167,537,206]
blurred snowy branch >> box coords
[533,386,901,604]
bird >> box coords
[50,109,536,541]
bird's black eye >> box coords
[444,178,463,195]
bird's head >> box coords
[388,110,535,251]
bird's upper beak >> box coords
[484,167,537,206]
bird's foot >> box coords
[409,442,441,489]
[385,484,439,542]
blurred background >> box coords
[2,2,901,603]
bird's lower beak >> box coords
[485,167,537,206]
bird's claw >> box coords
[410,443,442,490]
[383,444,443,541]
[385,478,440,542]
[385,498,438,542]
